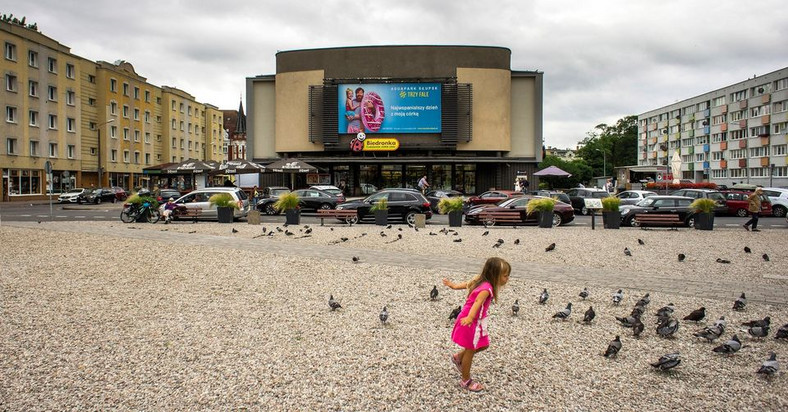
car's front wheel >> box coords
[95,198,101,204]
[319,203,332,210]
[685,216,695,227]
[736,208,748,217]
[344,214,359,225]
[580,206,588,215]
[626,216,638,227]
[264,203,278,215]
[772,205,787,217]
[404,211,417,225]
[552,213,563,226]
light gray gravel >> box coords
[1,222,786,410]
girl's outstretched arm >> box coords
[460,290,490,326]
[442,278,468,290]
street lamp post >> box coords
[97,119,114,187]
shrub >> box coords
[273,192,299,211]
[690,198,716,213]
[601,196,621,212]
[126,193,159,208]
[370,198,389,212]
[209,193,240,210]
[438,197,464,214]
[526,197,556,214]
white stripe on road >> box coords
[94,216,105,219]
[75,216,86,218]
[37,215,49,218]
[20,214,31,217]
[56,216,67,218]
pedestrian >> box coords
[443,257,511,392]
[252,186,259,208]
[743,187,764,232]
[417,175,430,194]
[162,198,177,223]
[520,177,529,193]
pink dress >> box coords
[451,281,494,350]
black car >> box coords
[528,190,571,205]
[565,188,609,215]
[669,189,727,214]
[257,186,292,215]
[335,189,433,225]
[620,195,695,227]
[425,189,464,213]
[291,188,344,211]
[156,189,182,204]
[85,188,118,204]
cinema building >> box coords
[245,46,543,195]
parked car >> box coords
[620,195,695,227]
[257,186,292,215]
[309,185,345,202]
[565,188,609,215]
[156,189,182,204]
[160,187,249,220]
[110,186,127,201]
[720,191,772,217]
[360,183,378,195]
[466,190,523,208]
[762,187,788,217]
[292,188,345,211]
[465,195,575,226]
[58,188,90,203]
[669,189,727,214]
[335,188,432,225]
[425,189,464,213]
[616,190,657,206]
[85,188,119,204]
[528,190,571,205]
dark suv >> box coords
[257,186,292,214]
[335,189,432,225]
[620,195,695,227]
[565,188,609,215]
[669,189,727,214]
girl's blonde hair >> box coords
[466,257,511,303]
[346,88,353,96]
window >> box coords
[123,150,130,163]
[144,90,150,102]
[711,169,727,178]
[180,139,185,149]
[47,57,57,73]
[123,128,129,140]
[774,101,788,114]
[145,153,150,164]
[682,154,692,163]
[134,151,140,164]
[179,103,184,113]
[110,125,117,138]
[122,105,129,118]
[180,121,184,131]
[188,141,193,150]
[90,147,97,155]
[144,110,150,122]
[30,140,40,156]
[66,90,75,105]
[711,132,727,143]
[772,144,786,156]
[123,82,129,96]
[67,145,75,159]
[28,80,38,97]
[750,167,768,177]
[713,96,726,107]
[89,122,96,130]
[29,110,38,126]
[171,137,176,148]
[749,146,770,158]
[751,84,770,96]
[144,132,151,143]
[47,86,57,101]
[730,130,747,140]
[134,130,140,142]
[111,149,117,162]
[110,78,117,92]
[695,153,706,162]
[133,108,139,120]
[731,90,747,103]
[110,101,117,115]
[751,105,770,117]
[777,78,788,91]
[88,74,96,83]
[49,142,57,157]
[5,74,17,92]
[729,149,746,159]
[695,135,709,145]
[4,42,17,60]
[171,119,176,129]
[133,86,139,99]
[712,151,723,161]
[772,166,787,177]
[48,114,57,129]
[171,100,176,110]
[6,138,18,154]
[156,154,161,161]
[187,122,192,133]
[7,169,41,195]
[697,101,708,111]
[188,105,192,116]
[26,50,38,67]
[67,117,76,132]
[88,97,96,106]
[66,63,75,79]
[6,106,17,123]
[712,114,726,125]
[750,126,768,137]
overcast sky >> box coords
[7,0,786,149]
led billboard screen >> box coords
[338,83,441,134]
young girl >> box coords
[443,257,511,392]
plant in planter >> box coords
[209,193,240,223]
[690,198,716,230]
[438,197,465,227]
[370,198,389,225]
[526,197,556,228]
[601,196,622,229]
[274,192,301,225]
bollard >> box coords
[415,214,426,228]
[247,210,261,225]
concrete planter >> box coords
[448,210,463,227]
[285,209,301,225]
[217,207,234,223]
[694,212,714,230]
[374,210,389,225]
[603,211,622,229]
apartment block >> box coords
[638,67,788,187]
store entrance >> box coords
[381,165,402,189]
[405,165,427,190]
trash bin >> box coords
[415,214,426,228]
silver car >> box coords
[160,187,249,220]
[616,190,657,206]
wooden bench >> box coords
[317,209,359,225]
[173,206,202,223]
[635,213,683,229]
[478,210,523,226]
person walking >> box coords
[443,257,511,392]
[743,187,764,232]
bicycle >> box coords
[120,201,160,223]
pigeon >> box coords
[429,232,437,236]
[583,306,596,323]
[482,231,489,236]
[630,305,645,318]
[449,306,461,321]
[439,228,448,234]
[430,286,439,301]
[352,256,360,263]
[285,230,294,236]
[774,323,788,340]
[657,317,680,338]
[512,299,520,316]
[579,287,589,300]
[397,228,403,232]
[742,316,770,328]
[694,320,726,342]
[712,335,742,355]
[616,314,642,328]
[514,239,520,245]
[683,307,706,322]
[651,353,681,371]
[552,303,572,320]
[379,306,388,324]
[677,253,686,262]
[612,289,623,306]
[330,228,334,231]
[261,227,267,233]
[603,336,622,358]
[283,223,289,228]
[624,247,632,257]
[386,224,392,229]
[756,352,779,377]
[304,228,312,234]
[716,258,730,264]
[635,293,650,307]
[744,246,752,254]
[747,325,770,339]
[340,237,348,242]
[632,317,645,337]
[452,232,459,236]
[638,238,645,245]
[380,232,387,237]
[492,242,502,249]
[328,295,342,311]
[732,293,747,311]
[397,234,402,240]
[538,288,549,305]
[231,228,238,233]
[655,303,675,318]
[453,238,462,243]
[276,226,283,232]
[545,243,556,252]
[763,254,770,262]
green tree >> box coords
[576,115,638,178]
[537,155,593,189]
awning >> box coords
[262,158,318,173]
[162,159,220,174]
[209,159,264,175]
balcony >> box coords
[703,109,710,118]
[721,123,728,132]
[703,161,709,170]
[739,159,747,168]
[761,114,770,125]
[720,141,728,150]
[720,104,727,114]
[740,100,747,109]
[761,136,770,146]
[739,140,747,149]
[704,126,710,134]
[740,120,747,128]
[760,157,770,167]
[720,159,727,169]
[762,94,770,104]
[703,144,710,152]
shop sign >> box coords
[363,138,400,151]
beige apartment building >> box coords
[1,19,222,202]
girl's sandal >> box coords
[451,354,462,374]
[460,379,483,392]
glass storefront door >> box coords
[359,165,380,195]
[453,163,476,194]
[381,165,403,189]
[431,164,452,190]
[405,165,426,190]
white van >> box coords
[160,187,249,220]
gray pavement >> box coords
[6,221,787,306]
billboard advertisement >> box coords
[338,83,441,134]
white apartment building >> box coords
[638,67,788,188]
